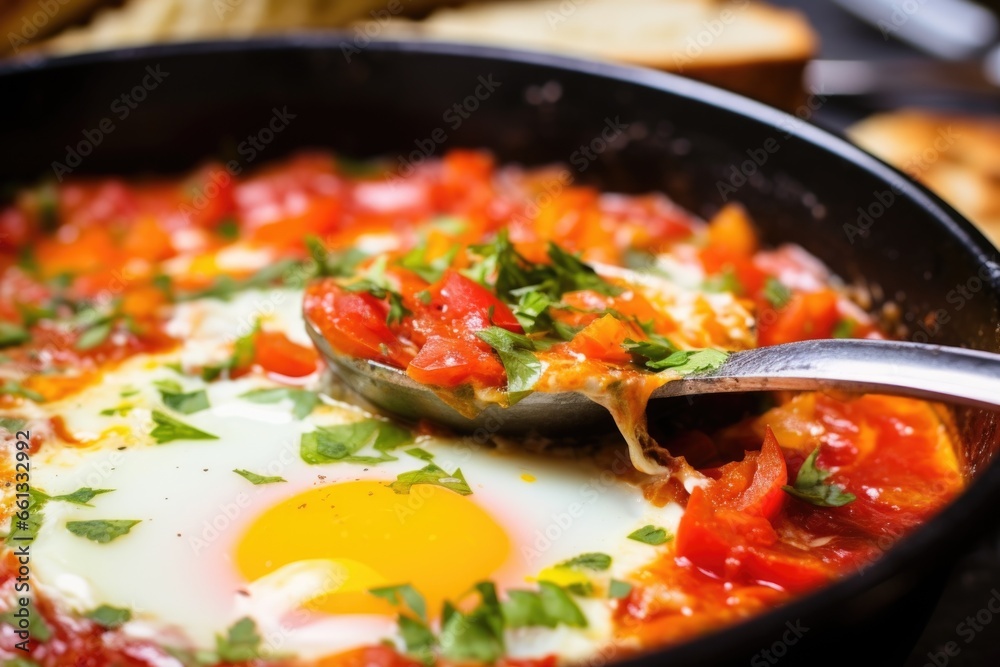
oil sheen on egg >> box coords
[26,288,684,662]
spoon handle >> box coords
[654,339,1000,409]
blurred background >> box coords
[3,0,999,664]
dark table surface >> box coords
[770,2,1000,665]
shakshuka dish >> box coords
[0,150,963,666]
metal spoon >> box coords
[305,314,1000,434]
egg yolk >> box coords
[235,480,511,617]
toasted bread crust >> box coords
[849,110,1000,247]
[387,0,816,110]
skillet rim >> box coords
[2,34,999,665]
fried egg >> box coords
[25,288,681,662]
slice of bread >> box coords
[849,110,1000,248]
[40,0,461,54]
[385,0,817,110]
[0,0,109,54]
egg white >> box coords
[21,288,683,662]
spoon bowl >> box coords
[306,313,1000,435]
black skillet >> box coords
[1,37,999,667]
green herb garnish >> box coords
[233,469,286,485]
[389,463,472,496]
[475,326,543,404]
[150,410,219,444]
[154,379,210,414]
[300,419,412,465]
[782,447,856,507]
[763,277,793,309]
[85,604,132,629]
[240,387,320,419]
[627,525,672,545]
[66,519,141,543]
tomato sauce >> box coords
[0,150,965,666]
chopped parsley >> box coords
[404,447,435,461]
[216,217,239,240]
[345,279,412,326]
[233,469,286,485]
[85,604,132,629]
[200,321,259,381]
[214,616,265,663]
[370,584,434,663]
[782,446,856,507]
[174,259,302,302]
[300,419,413,465]
[466,231,620,341]
[99,404,134,417]
[475,326,543,404]
[0,416,27,433]
[763,277,793,309]
[40,487,113,506]
[702,268,743,295]
[0,321,30,348]
[370,583,428,621]
[556,552,612,571]
[66,519,141,543]
[833,319,856,339]
[0,380,44,402]
[439,582,505,663]
[154,379,210,414]
[240,387,320,419]
[502,582,588,629]
[398,244,459,283]
[608,579,633,599]
[389,463,472,496]
[150,410,219,444]
[623,336,729,374]
[1,599,50,643]
[305,235,369,278]
[627,525,672,545]
[4,488,46,544]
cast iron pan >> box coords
[2,37,999,667]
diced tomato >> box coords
[567,314,634,363]
[407,334,506,388]
[254,329,320,377]
[431,270,521,332]
[677,428,829,593]
[699,204,767,295]
[304,280,414,368]
[707,203,758,257]
[500,656,558,667]
[35,226,117,279]
[249,195,341,249]
[706,427,787,519]
[121,216,174,262]
[181,163,236,229]
[315,645,424,667]
[677,486,829,593]
[758,290,840,346]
